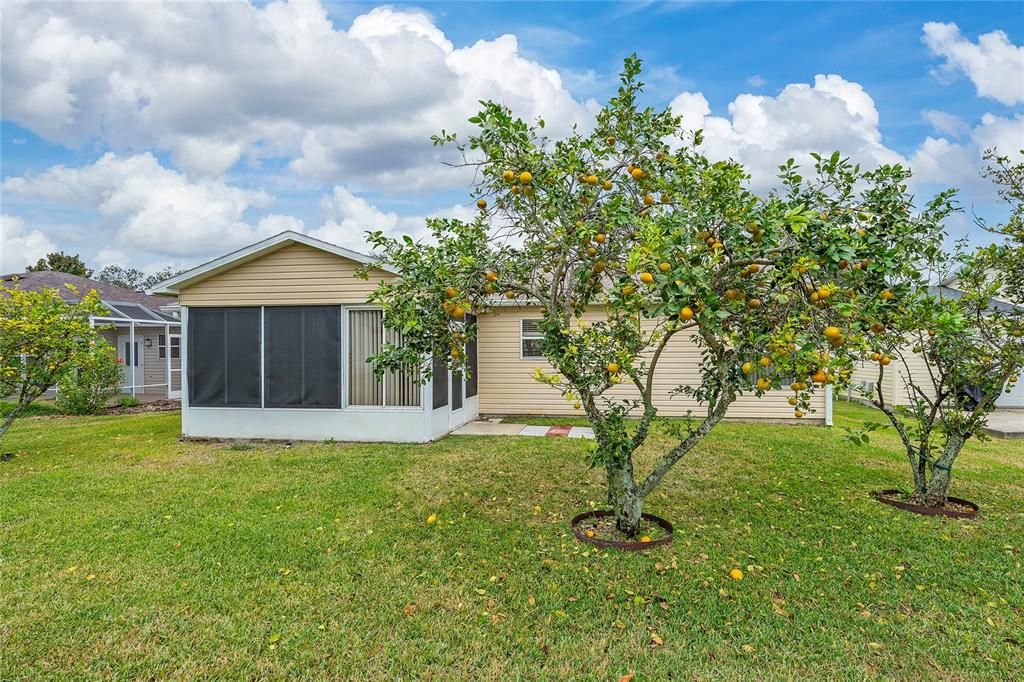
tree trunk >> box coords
[604,453,643,537]
[609,465,643,537]
[922,432,966,507]
[0,407,23,446]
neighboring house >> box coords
[849,274,1024,409]
[151,231,830,443]
[1,271,182,399]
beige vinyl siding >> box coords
[476,306,825,422]
[850,345,935,407]
[177,243,393,306]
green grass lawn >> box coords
[1,402,1021,680]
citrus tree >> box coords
[0,283,108,445]
[362,57,953,536]
[864,150,1023,506]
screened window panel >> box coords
[158,334,166,359]
[451,370,463,411]
[265,306,341,408]
[432,353,448,409]
[384,328,421,407]
[188,307,260,407]
[349,310,383,406]
[465,314,478,398]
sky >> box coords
[1,0,1022,276]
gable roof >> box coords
[1,270,176,310]
[148,230,396,296]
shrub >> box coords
[118,396,141,408]
[56,340,123,415]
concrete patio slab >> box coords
[452,421,529,436]
[452,421,597,439]
[983,409,1024,439]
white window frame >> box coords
[520,319,545,360]
[344,306,422,411]
[158,334,181,360]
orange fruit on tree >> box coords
[631,167,644,180]
[486,271,498,282]
[595,233,606,244]
[747,298,762,310]
[586,174,598,185]
[747,264,761,274]
[639,272,654,284]
[880,289,894,301]
[450,305,465,320]
[794,410,805,418]
[790,382,801,391]
[756,377,771,390]
[602,180,613,191]
[607,362,620,373]
[741,362,754,375]
[502,170,515,182]
[679,306,694,321]
[870,352,881,361]
[476,199,487,210]
[593,261,606,273]
[622,285,636,296]
[788,397,798,406]
[505,290,516,299]
[824,326,841,339]
[759,356,771,367]
[659,262,671,272]
[519,171,533,184]
[444,286,458,298]
[812,370,828,384]
[644,194,655,206]
[880,355,891,366]
[587,246,598,257]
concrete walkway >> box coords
[983,409,1024,439]
[453,420,595,439]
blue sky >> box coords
[1,1,1021,274]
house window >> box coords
[188,308,261,407]
[521,319,544,359]
[264,307,341,408]
[348,309,421,407]
[158,334,180,359]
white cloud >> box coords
[923,110,970,138]
[309,185,474,252]
[923,22,1024,106]
[2,153,282,259]
[1,2,591,189]
[1,214,57,273]
[745,74,766,89]
[669,74,903,190]
[910,112,1024,188]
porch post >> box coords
[129,319,136,398]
